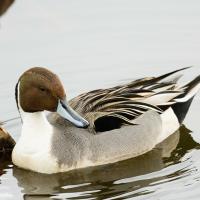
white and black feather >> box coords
[69,67,200,132]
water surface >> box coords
[0,0,200,199]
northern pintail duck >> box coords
[12,67,200,174]
[0,0,15,16]
[0,126,15,153]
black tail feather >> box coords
[172,74,200,124]
[172,97,194,124]
[182,75,200,95]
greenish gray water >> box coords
[0,0,200,199]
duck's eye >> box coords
[39,87,46,92]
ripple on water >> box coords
[1,125,200,200]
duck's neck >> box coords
[18,111,53,153]
[22,111,52,133]
[16,80,52,139]
[12,111,58,174]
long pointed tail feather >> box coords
[172,75,200,124]
[175,75,200,103]
[156,66,192,82]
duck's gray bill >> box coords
[57,99,89,128]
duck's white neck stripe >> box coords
[17,81,24,120]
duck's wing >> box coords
[69,67,192,133]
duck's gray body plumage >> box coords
[47,67,200,169]
[49,110,161,168]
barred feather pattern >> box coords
[69,67,191,131]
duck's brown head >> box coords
[16,67,89,128]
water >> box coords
[0,0,200,199]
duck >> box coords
[0,0,15,16]
[0,126,15,153]
[12,66,200,174]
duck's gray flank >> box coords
[50,111,162,167]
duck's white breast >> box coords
[12,111,60,174]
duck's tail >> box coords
[172,75,200,124]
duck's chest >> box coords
[12,111,93,173]
[12,115,60,173]
[12,144,59,174]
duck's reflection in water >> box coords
[13,126,199,200]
